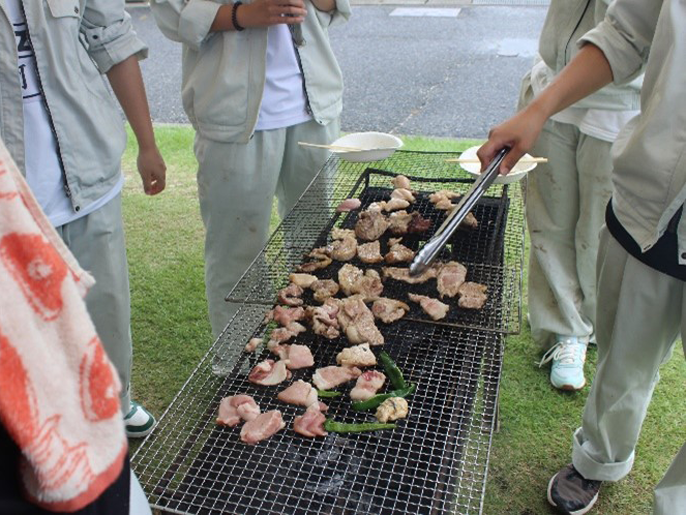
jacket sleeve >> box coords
[314,0,351,28]
[149,0,223,51]
[80,0,148,73]
[579,0,663,85]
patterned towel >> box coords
[0,140,127,511]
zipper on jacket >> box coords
[563,0,592,66]
[19,2,76,209]
[290,29,313,117]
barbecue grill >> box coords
[132,150,525,514]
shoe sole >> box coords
[126,424,155,438]
[558,380,586,391]
[547,471,599,515]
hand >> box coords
[237,0,307,28]
[477,104,547,175]
[137,145,166,195]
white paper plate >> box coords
[330,132,403,163]
[458,145,537,184]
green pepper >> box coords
[351,383,417,412]
[379,351,407,390]
[317,389,341,398]
[324,418,396,433]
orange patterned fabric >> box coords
[0,140,127,511]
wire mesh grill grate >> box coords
[132,151,521,514]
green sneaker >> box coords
[124,401,156,438]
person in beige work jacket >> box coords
[150,0,351,352]
[0,0,166,437]
[479,0,686,512]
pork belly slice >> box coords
[268,343,314,370]
[297,247,332,272]
[306,298,341,339]
[329,236,357,262]
[336,198,362,213]
[350,370,387,402]
[355,210,389,241]
[436,261,468,298]
[240,410,285,445]
[312,365,362,390]
[266,305,306,326]
[216,395,261,427]
[289,273,318,289]
[391,175,411,190]
[277,283,304,306]
[248,359,291,386]
[357,241,384,264]
[266,323,306,350]
[372,298,410,324]
[385,242,415,264]
[245,337,263,353]
[382,265,438,284]
[277,380,319,407]
[336,343,377,367]
[338,295,385,346]
[293,404,328,438]
[457,282,488,309]
[311,279,340,303]
[408,293,450,321]
[391,188,416,204]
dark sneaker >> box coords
[547,464,602,515]
[124,401,156,438]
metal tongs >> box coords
[409,147,509,276]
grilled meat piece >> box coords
[338,295,385,346]
[385,242,415,264]
[330,228,356,240]
[375,397,409,423]
[248,360,291,386]
[429,189,459,205]
[306,298,341,339]
[312,365,362,390]
[277,283,304,306]
[329,236,357,261]
[244,337,263,353]
[240,410,285,444]
[388,210,412,235]
[434,198,454,211]
[266,323,306,350]
[390,188,416,204]
[408,293,449,320]
[289,273,318,289]
[436,261,468,298]
[336,198,362,213]
[350,371,387,402]
[277,380,319,408]
[372,298,410,323]
[392,175,411,190]
[460,211,479,230]
[266,305,306,326]
[297,247,332,272]
[311,279,340,303]
[382,265,438,284]
[293,404,328,438]
[355,210,389,241]
[382,198,410,212]
[357,240,384,264]
[457,281,488,309]
[216,395,260,427]
[353,269,384,301]
[408,211,432,234]
[338,263,364,296]
[336,343,377,367]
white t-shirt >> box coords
[530,57,639,143]
[254,24,312,132]
[6,0,122,227]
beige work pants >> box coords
[195,119,340,338]
[571,227,685,512]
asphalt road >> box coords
[130,4,546,139]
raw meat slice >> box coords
[293,404,327,438]
[312,365,362,390]
[284,344,315,370]
[350,370,387,401]
[240,411,285,444]
[336,343,377,367]
[336,198,362,213]
[408,293,449,320]
[372,298,410,323]
[216,395,260,427]
[277,380,318,407]
[245,337,262,353]
[248,360,291,386]
[355,210,389,241]
[266,305,306,326]
[357,241,384,264]
[436,261,468,298]
[457,282,488,309]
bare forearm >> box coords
[106,56,155,150]
[211,0,307,32]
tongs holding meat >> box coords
[409,147,509,276]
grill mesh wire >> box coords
[132,151,523,514]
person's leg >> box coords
[653,440,686,515]
[195,131,286,340]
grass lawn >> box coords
[122,125,686,514]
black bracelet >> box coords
[232,1,244,31]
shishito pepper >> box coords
[324,418,396,433]
[378,351,407,390]
[351,383,417,412]
[317,389,341,398]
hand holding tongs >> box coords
[409,147,509,276]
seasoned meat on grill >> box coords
[350,370,387,402]
[385,242,415,264]
[372,298,410,323]
[408,293,450,320]
[330,228,356,240]
[216,395,261,427]
[336,198,362,213]
[436,261,468,298]
[311,279,340,303]
[297,247,332,272]
[293,404,328,438]
[240,410,285,444]
[289,273,318,289]
[248,360,291,386]
[277,283,304,306]
[266,305,306,326]
[277,380,319,408]
[329,236,357,261]
[352,269,384,301]
[357,240,384,264]
[391,175,411,190]
[312,365,362,390]
[355,210,389,241]
[306,298,340,339]
[382,198,410,212]
[336,343,377,367]
[338,263,364,296]
[375,397,409,423]
[408,211,432,234]
[388,210,412,235]
[382,265,438,284]
[338,295,385,345]
[245,337,263,353]
[458,282,488,309]
[391,188,416,204]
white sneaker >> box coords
[539,336,588,391]
[124,401,156,438]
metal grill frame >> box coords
[132,151,523,514]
